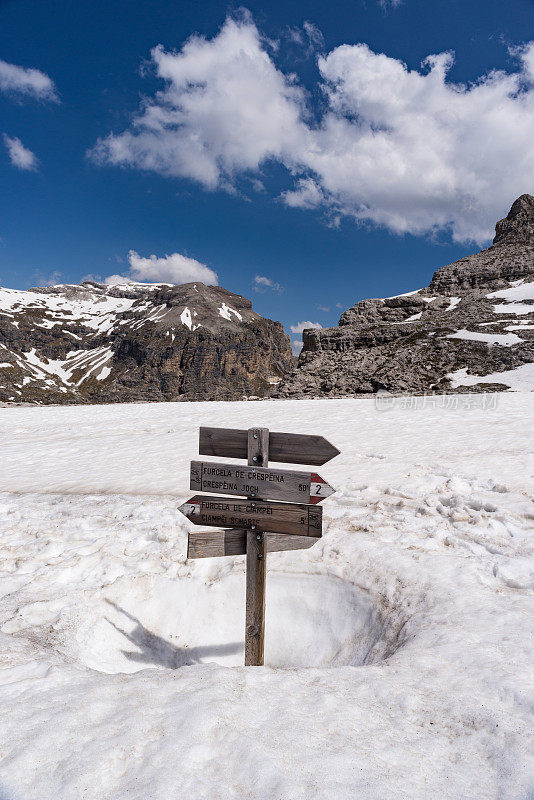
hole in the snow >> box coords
[70,572,389,673]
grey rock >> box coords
[0,281,293,404]
[277,195,534,397]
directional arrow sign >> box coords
[187,530,317,559]
[190,461,335,505]
[199,427,340,466]
[179,495,322,538]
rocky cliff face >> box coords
[0,281,293,403]
[278,195,534,396]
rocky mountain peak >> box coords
[493,194,534,246]
[0,280,292,404]
[277,194,534,398]
[428,195,534,294]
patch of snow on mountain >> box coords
[21,346,114,387]
[0,286,136,334]
[487,281,534,301]
[447,363,534,390]
[179,307,201,332]
[446,329,524,346]
[385,288,421,300]
[76,347,114,385]
[145,304,169,323]
[492,303,533,315]
[394,311,422,324]
[180,307,193,330]
[218,302,243,322]
[445,297,461,311]
[96,365,111,381]
[34,318,61,330]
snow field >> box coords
[0,395,533,799]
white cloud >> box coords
[286,21,324,56]
[3,135,39,170]
[253,274,283,293]
[512,41,534,83]
[317,304,330,312]
[306,42,534,243]
[34,270,63,287]
[281,177,324,209]
[378,0,403,10]
[91,15,306,189]
[0,60,58,102]
[290,320,323,333]
[303,21,324,52]
[104,250,218,286]
[90,14,534,244]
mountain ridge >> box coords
[0,280,293,403]
[277,194,534,397]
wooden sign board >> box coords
[187,529,316,559]
[190,460,335,505]
[179,495,322,538]
[180,424,339,667]
[199,427,340,466]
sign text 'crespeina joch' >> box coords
[179,426,339,666]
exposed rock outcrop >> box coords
[277,195,534,396]
[0,281,293,403]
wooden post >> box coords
[245,427,269,666]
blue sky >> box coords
[1,0,533,349]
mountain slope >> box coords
[0,281,293,403]
[277,194,534,397]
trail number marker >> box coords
[190,461,335,505]
[179,425,339,666]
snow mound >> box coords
[46,572,387,673]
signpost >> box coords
[178,495,322,537]
[179,425,339,666]
[189,461,335,504]
[199,426,340,465]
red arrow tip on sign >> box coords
[309,474,336,504]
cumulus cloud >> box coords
[0,60,58,102]
[253,274,283,293]
[290,320,323,333]
[91,16,306,189]
[3,135,39,170]
[105,250,218,286]
[90,14,534,244]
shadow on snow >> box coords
[104,599,241,668]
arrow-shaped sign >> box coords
[190,461,335,505]
[199,427,340,466]
[179,495,322,538]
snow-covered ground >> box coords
[0,395,533,800]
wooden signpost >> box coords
[189,461,335,504]
[179,425,339,666]
[179,496,322,537]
